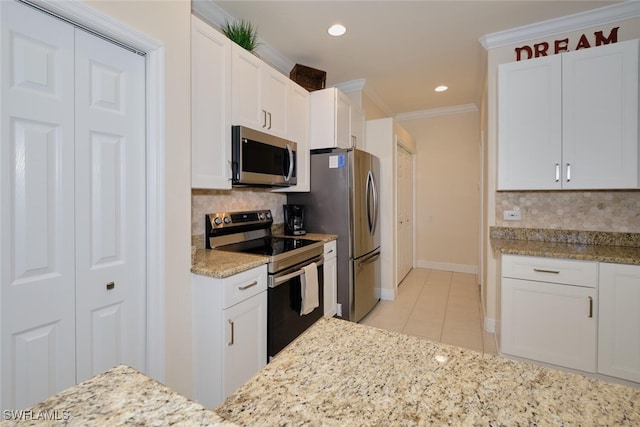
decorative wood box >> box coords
[289,64,326,92]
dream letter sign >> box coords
[514,27,619,61]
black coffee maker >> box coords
[283,204,306,236]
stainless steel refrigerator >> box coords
[288,148,380,322]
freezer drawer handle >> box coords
[357,252,380,268]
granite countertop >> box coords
[191,233,337,279]
[490,226,640,265]
[217,317,640,426]
[0,365,232,426]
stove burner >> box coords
[216,236,319,257]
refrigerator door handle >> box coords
[357,251,381,268]
[370,171,379,236]
[365,171,373,233]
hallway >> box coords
[361,268,497,355]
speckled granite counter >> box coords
[216,317,640,426]
[0,365,232,426]
[491,226,640,265]
[191,233,336,278]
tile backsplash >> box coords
[192,188,287,237]
[496,191,640,232]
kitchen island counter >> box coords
[217,317,640,426]
[1,365,232,426]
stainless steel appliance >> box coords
[231,125,297,187]
[205,210,324,359]
[283,204,306,236]
[288,148,380,322]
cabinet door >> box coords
[336,89,352,149]
[275,83,310,192]
[562,39,639,189]
[598,263,640,382]
[498,55,562,190]
[351,105,365,150]
[501,278,597,372]
[396,147,413,283]
[223,291,267,398]
[261,63,288,138]
[231,44,262,130]
[191,16,231,189]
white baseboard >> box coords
[415,260,478,275]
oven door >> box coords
[267,254,324,359]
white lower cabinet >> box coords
[501,255,598,372]
[323,241,338,317]
[598,263,640,382]
[192,265,267,408]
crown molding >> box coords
[480,1,640,50]
[191,0,294,75]
[395,104,478,121]
[335,78,366,94]
[362,85,395,118]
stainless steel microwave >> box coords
[231,125,297,187]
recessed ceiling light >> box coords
[435,85,448,92]
[328,24,346,37]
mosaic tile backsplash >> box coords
[496,191,640,232]
[192,188,287,237]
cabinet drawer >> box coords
[223,265,267,309]
[324,240,336,258]
[502,255,597,288]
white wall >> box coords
[82,0,194,397]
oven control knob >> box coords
[223,216,231,224]
[258,212,265,220]
[213,217,222,226]
[265,212,271,219]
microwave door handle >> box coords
[284,143,294,182]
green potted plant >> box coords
[222,19,260,54]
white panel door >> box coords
[74,29,146,382]
[396,146,413,284]
[0,1,76,409]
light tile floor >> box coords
[361,268,498,355]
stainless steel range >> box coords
[206,210,325,359]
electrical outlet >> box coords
[503,210,522,221]
[336,303,342,317]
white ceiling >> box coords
[204,1,624,116]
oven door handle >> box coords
[269,255,324,288]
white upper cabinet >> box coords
[498,39,639,190]
[231,44,287,138]
[310,87,352,149]
[351,104,365,150]
[191,16,232,189]
[274,82,310,192]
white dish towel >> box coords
[300,262,319,316]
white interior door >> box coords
[396,146,414,284]
[0,1,77,409]
[74,29,146,382]
[1,1,147,408]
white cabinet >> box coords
[498,39,639,190]
[351,104,365,150]
[598,263,640,382]
[501,255,598,372]
[274,82,310,192]
[310,87,352,149]
[191,16,231,189]
[231,44,287,138]
[323,241,338,317]
[192,265,267,408]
